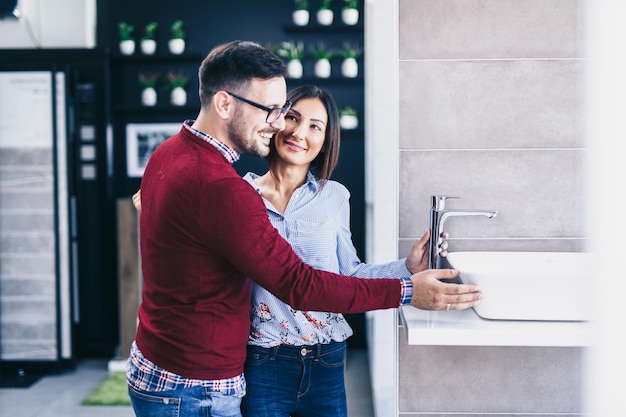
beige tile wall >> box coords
[394,2,586,415]
[397,0,586,256]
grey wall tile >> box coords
[398,238,587,258]
[398,332,583,413]
[399,0,583,60]
[398,150,585,240]
[0,278,56,297]
[1,298,56,320]
[0,256,55,275]
[398,60,584,150]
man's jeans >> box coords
[128,384,242,417]
[241,341,347,417]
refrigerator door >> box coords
[0,70,71,361]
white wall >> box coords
[584,2,626,415]
[0,0,95,48]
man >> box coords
[127,40,481,417]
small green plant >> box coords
[337,42,362,59]
[343,0,358,10]
[138,72,159,89]
[142,22,158,41]
[168,69,188,88]
[170,20,185,39]
[118,22,134,41]
[340,106,358,116]
[309,41,335,60]
[318,0,332,10]
[294,0,308,10]
[276,41,305,61]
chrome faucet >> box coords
[428,195,497,269]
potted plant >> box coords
[293,0,309,26]
[169,20,186,55]
[310,41,335,78]
[168,69,189,106]
[118,21,135,55]
[276,41,305,78]
[140,21,158,55]
[316,0,333,25]
[339,106,358,129]
[138,72,159,106]
[341,0,359,25]
[337,42,362,78]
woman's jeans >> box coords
[241,341,347,417]
[128,384,242,417]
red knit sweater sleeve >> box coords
[199,177,402,313]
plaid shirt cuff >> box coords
[399,277,413,306]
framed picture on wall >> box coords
[125,122,180,177]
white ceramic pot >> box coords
[341,57,358,78]
[140,39,157,55]
[171,87,187,106]
[314,59,331,78]
[317,9,333,25]
[341,8,359,25]
[168,38,185,55]
[119,40,135,55]
[292,9,309,26]
[286,59,303,78]
[141,87,157,106]
[340,114,358,130]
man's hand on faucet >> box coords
[409,268,482,311]
[405,228,449,274]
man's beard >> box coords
[226,106,271,158]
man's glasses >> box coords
[227,91,292,124]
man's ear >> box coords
[213,90,232,119]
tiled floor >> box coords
[0,349,375,417]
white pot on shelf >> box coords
[340,114,358,130]
[317,9,333,25]
[341,8,359,25]
[119,40,135,55]
[341,57,358,78]
[314,58,331,78]
[140,39,157,55]
[286,59,303,79]
[141,87,157,106]
[168,38,185,55]
[171,87,187,106]
[292,9,309,26]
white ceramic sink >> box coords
[445,251,591,322]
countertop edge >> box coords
[400,306,592,347]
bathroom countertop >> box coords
[400,306,591,347]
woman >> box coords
[240,85,438,417]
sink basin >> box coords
[445,251,591,322]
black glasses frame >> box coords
[227,91,292,123]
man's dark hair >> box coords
[198,40,286,107]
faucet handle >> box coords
[430,195,460,211]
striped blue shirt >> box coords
[243,171,413,347]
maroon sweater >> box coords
[136,127,402,380]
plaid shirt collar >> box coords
[183,119,240,164]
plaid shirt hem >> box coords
[127,341,246,397]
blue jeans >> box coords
[128,384,242,417]
[241,341,347,417]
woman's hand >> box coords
[405,228,449,274]
[132,190,142,213]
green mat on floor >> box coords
[82,371,131,406]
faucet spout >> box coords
[428,195,497,269]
